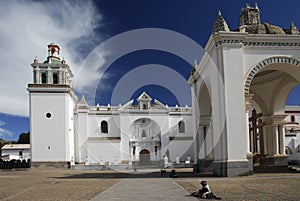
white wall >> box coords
[88,141,121,164]
[30,92,74,162]
[1,149,30,160]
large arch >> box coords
[196,83,213,160]
[245,56,300,167]
[244,56,300,94]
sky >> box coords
[0,0,300,141]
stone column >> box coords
[198,125,204,159]
[35,69,40,84]
[245,94,253,156]
[47,67,52,84]
[278,125,285,155]
[272,124,280,156]
[262,126,268,155]
[59,70,63,84]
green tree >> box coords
[17,132,30,144]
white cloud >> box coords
[0,128,13,139]
[0,120,13,139]
[0,120,5,127]
[0,0,105,117]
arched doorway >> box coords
[196,83,214,160]
[139,149,150,165]
[129,118,161,166]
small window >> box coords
[178,121,185,133]
[142,129,146,138]
[46,112,52,119]
[53,73,59,84]
[19,151,23,157]
[291,115,295,122]
[101,121,108,133]
[41,72,47,84]
[143,104,147,109]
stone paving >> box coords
[90,170,300,201]
[90,178,198,201]
[0,168,299,201]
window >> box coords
[142,129,146,138]
[101,121,108,133]
[178,121,185,133]
[291,115,295,122]
[53,73,59,84]
[41,72,47,84]
[46,112,52,119]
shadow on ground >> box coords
[51,170,214,179]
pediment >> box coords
[137,91,152,101]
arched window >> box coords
[178,121,185,133]
[291,115,295,122]
[53,73,59,84]
[41,72,47,84]
[101,121,108,133]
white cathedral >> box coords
[28,4,300,176]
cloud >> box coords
[0,120,5,127]
[0,120,13,139]
[0,0,104,117]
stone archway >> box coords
[139,149,150,165]
[245,56,300,167]
[244,56,300,94]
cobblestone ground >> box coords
[0,169,121,201]
[0,169,299,201]
[176,173,300,201]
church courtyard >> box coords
[0,169,299,201]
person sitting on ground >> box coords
[191,181,221,200]
[160,168,167,177]
[169,169,178,178]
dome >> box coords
[240,23,286,35]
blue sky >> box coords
[0,0,299,141]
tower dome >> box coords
[44,42,61,64]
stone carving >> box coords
[212,10,230,33]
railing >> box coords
[82,105,192,113]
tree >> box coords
[17,132,30,144]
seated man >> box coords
[160,168,167,177]
[191,181,221,199]
[169,169,178,178]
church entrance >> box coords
[129,118,162,168]
[139,149,150,166]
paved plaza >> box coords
[0,169,299,201]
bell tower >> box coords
[239,3,261,26]
[28,43,77,168]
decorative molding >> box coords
[215,39,300,47]
[244,56,300,94]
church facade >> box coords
[28,43,195,168]
[28,4,300,176]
